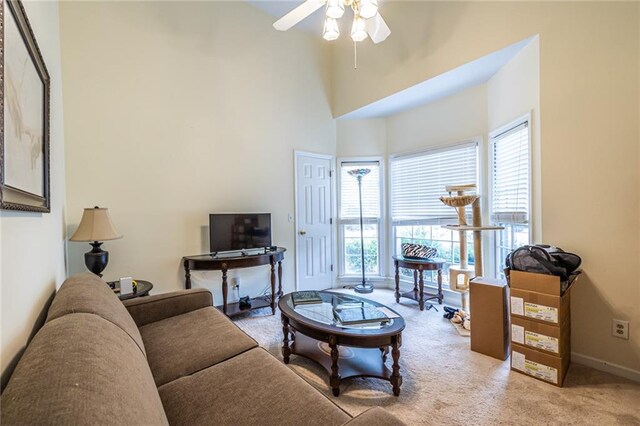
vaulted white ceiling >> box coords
[247,1,534,120]
[248,0,323,33]
[340,37,535,119]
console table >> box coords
[183,247,286,317]
[393,256,445,311]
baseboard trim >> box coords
[571,352,640,383]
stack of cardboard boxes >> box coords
[508,270,578,387]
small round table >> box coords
[279,291,405,397]
[393,256,446,311]
[112,280,153,301]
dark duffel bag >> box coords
[506,245,581,281]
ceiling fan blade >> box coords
[365,13,391,44]
[273,0,327,32]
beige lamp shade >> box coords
[70,207,123,242]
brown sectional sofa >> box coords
[1,273,404,425]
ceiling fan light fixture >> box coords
[358,0,378,19]
[351,15,368,42]
[323,17,340,41]
[326,0,345,19]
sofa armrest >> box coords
[123,289,213,327]
[343,408,405,426]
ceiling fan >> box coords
[273,0,391,44]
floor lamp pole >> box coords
[348,168,373,294]
[358,175,366,287]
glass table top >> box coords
[286,292,398,330]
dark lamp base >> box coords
[354,283,374,294]
[85,241,109,277]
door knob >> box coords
[299,230,307,235]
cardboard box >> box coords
[510,270,579,296]
[511,343,570,387]
[510,287,571,325]
[470,277,509,360]
[511,316,570,356]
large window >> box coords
[338,160,383,277]
[390,142,478,284]
[490,119,531,277]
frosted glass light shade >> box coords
[323,17,340,41]
[359,0,378,19]
[326,0,344,19]
[351,16,368,42]
[70,207,122,242]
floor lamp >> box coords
[348,168,374,294]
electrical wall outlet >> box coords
[612,319,629,340]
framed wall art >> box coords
[0,0,50,212]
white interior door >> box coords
[295,153,333,291]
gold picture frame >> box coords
[0,0,51,212]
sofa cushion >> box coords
[159,347,350,426]
[124,288,214,327]
[46,272,146,355]
[1,313,168,426]
[139,306,257,386]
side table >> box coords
[393,256,445,311]
[108,279,154,301]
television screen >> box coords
[209,213,271,253]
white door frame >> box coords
[293,150,336,290]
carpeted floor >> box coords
[234,289,640,425]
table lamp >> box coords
[70,206,122,277]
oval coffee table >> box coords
[278,291,405,396]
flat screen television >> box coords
[209,213,271,253]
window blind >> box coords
[390,142,478,224]
[340,161,381,219]
[490,122,529,224]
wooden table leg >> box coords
[437,268,443,304]
[391,335,402,396]
[329,335,341,397]
[221,263,228,316]
[413,269,418,297]
[270,258,276,315]
[184,259,191,289]
[419,268,425,311]
[281,314,291,364]
[394,260,400,303]
[380,346,389,363]
[277,260,283,298]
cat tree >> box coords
[440,184,502,309]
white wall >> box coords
[59,1,336,304]
[1,0,66,378]
[383,83,488,286]
[386,84,487,154]
[487,38,541,242]
[332,2,640,373]
[336,118,386,157]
